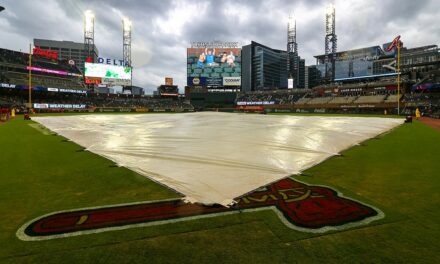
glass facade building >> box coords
[313,44,439,83]
[242,41,288,92]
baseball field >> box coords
[0,113,439,263]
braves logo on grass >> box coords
[17,178,383,241]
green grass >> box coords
[0,115,439,263]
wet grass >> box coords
[0,116,439,263]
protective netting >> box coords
[33,113,402,206]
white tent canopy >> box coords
[33,113,402,206]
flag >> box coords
[385,35,401,52]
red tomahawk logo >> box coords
[19,178,379,240]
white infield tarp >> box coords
[33,113,402,206]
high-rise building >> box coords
[242,41,288,91]
[305,65,322,89]
[298,59,305,88]
[33,39,99,74]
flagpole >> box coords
[397,41,401,116]
[28,43,32,113]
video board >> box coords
[187,48,241,87]
[84,63,132,86]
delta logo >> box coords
[17,178,383,241]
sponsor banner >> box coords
[85,77,102,85]
[1,83,16,89]
[33,103,49,109]
[187,77,207,86]
[206,77,223,86]
[26,66,68,76]
[223,77,241,86]
[47,88,59,92]
[412,83,440,91]
[236,105,265,111]
[67,73,83,77]
[160,93,179,96]
[59,89,87,94]
[135,108,149,112]
[236,101,275,106]
[33,47,58,60]
[165,77,173,86]
[288,78,294,89]
[101,78,131,86]
[208,88,240,92]
[340,88,363,93]
[386,85,397,91]
[97,57,128,66]
[33,103,87,109]
[190,41,240,48]
[272,109,293,113]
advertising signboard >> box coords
[187,77,207,86]
[165,77,173,86]
[288,78,294,89]
[223,77,241,86]
[33,47,58,60]
[84,63,131,86]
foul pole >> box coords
[397,41,401,115]
[28,43,32,112]
[385,35,402,115]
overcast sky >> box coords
[0,0,439,93]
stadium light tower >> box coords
[84,10,95,63]
[325,3,337,82]
[287,14,298,88]
[122,17,132,87]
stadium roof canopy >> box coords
[334,72,398,82]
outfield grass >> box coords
[0,114,439,263]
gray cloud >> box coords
[1,0,438,93]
